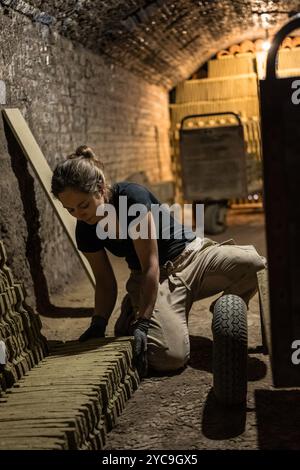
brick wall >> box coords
[0,8,172,308]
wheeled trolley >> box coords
[179,112,248,234]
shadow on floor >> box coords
[189,335,212,372]
[202,389,248,439]
[189,335,267,381]
[40,305,94,318]
[255,389,300,449]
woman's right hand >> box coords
[78,315,107,342]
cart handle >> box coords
[180,112,242,130]
[266,13,300,80]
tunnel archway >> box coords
[0,0,299,310]
[3,1,299,88]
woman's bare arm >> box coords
[132,212,160,320]
[83,250,118,322]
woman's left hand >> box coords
[132,318,150,378]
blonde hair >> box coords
[51,145,111,200]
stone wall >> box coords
[0,8,172,309]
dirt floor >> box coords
[41,208,300,450]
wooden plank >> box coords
[257,269,272,354]
[2,108,95,288]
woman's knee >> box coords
[224,245,266,279]
[148,346,189,372]
[114,294,135,336]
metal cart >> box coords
[179,112,249,234]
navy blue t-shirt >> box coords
[75,182,196,270]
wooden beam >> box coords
[2,108,95,288]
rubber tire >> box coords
[212,295,248,406]
[204,203,227,235]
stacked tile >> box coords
[242,117,263,192]
[169,98,259,131]
[169,56,261,203]
[240,41,256,54]
[0,338,139,449]
[0,241,48,394]
[243,118,261,159]
[176,74,257,104]
[292,37,300,48]
[0,239,140,449]
[277,48,300,78]
[208,55,255,78]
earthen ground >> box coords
[41,209,300,450]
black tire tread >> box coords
[212,294,248,405]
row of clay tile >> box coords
[176,74,258,104]
[0,241,48,394]
[170,98,260,131]
[0,239,140,449]
[0,339,139,449]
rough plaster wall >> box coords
[0,118,34,299]
[0,9,171,309]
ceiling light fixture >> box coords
[262,28,271,51]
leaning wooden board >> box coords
[2,108,95,288]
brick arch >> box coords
[3,1,297,88]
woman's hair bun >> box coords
[52,145,108,198]
[74,145,96,160]
[66,145,104,171]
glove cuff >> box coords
[91,316,108,328]
[134,318,150,334]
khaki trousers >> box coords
[114,237,267,372]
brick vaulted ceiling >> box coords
[5,0,300,87]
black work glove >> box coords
[78,316,107,342]
[132,318,150,379]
